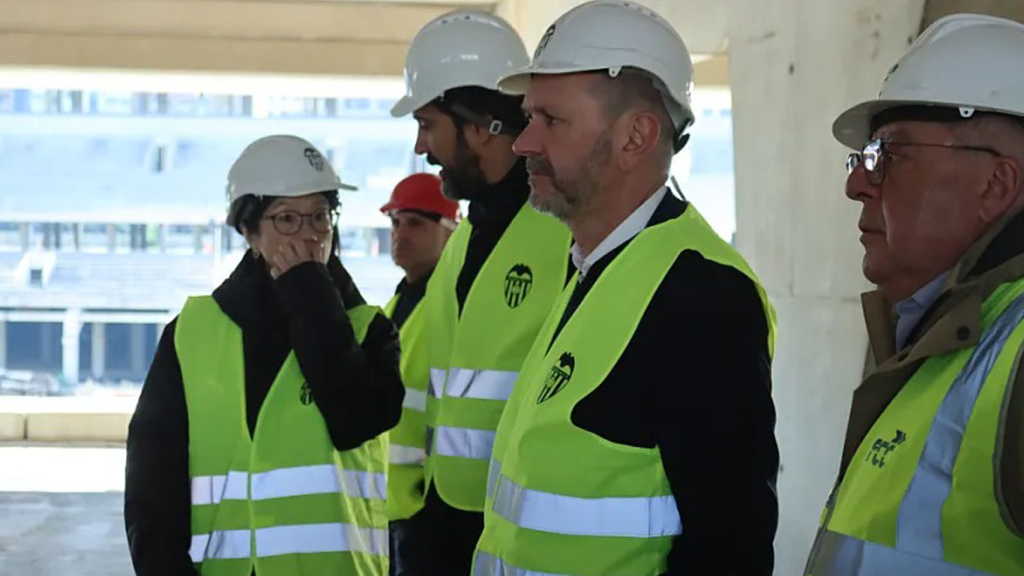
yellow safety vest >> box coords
[176,296,389,576]
[474,205,776,575]
[425,202,571,511]
[383,293,429,521]
[806,278,1024,576]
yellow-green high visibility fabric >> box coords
[425,203,571,512]
[383,293,429,521]
[474,205,776,576]
[176,296,390,576]
[806,278,1024,576]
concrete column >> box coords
[726,1,925,573]
[0,320,7,371]
[91,322,106,380]
[62,308,82,384]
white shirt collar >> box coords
[570,187,668,283]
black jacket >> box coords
[559,192,779,576]
[124,253,404,576]
[390,270,432,331]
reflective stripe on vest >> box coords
[491,472,683,538]
[486,458,501,502]
[444,368,518,400]
[426,425,496,460]
[896,291,1024,558]
[429,368,446,398]
[390,445,427,466]
[473,551,568,576]
[427,368,518,401]
[809,530,993,576]
[473,205,774,576]
[403,388,427,412]
[808,289,1024,575]
[190,464,386,505]
[190,522,388,562]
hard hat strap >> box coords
[674,132,691,154]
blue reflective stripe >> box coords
[426,425,496,460]
[486,459,502,501]
[190,523,389,562]
[897,291,1024,558]
[191,464,386,505]
[806,530,994,576]
[491,472,682,538]
[473,551,569,576]
[403,388,428,412]
[429,368,446,398]
[445,368,519,401]
[426,368,519,401]
[390,444,427,466]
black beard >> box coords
[438,136,489,201]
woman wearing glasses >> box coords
[125,135,403,576]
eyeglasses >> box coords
[846,138,1001,186]
[262,209,338,236]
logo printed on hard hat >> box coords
[300,381,314,406]
[537,352,575,404]
[534,24,556,60]
[504,263,534,308]
[304,148,325,172]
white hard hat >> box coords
[226,135,355,227]
[498,0,695,151]
[833,14,1024,149]
[390,10,530,118]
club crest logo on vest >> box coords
[866,429,906,468]
[304,147,325,172]
[535,24,556,59]
[537,352,575,404]
[504,263,534,308]
[300,381,314,406]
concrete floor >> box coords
[0,445,133,576]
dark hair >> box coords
[435,86,526,135]
[235,190,342,253]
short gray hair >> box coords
[588,67,676,166]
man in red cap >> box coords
[383,173,459,288]
[379,172,458,574]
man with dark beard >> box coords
[472,2,780,575]
[388,9,571,576]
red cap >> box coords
[380,173,459,221]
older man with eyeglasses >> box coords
[805,14,1024,576]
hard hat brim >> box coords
[832,98,1019,149]
[391,95,422,118]
[498,63,605,95]
[391,88,446,118]
[226,182,357,227]
[833,100,924,149]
